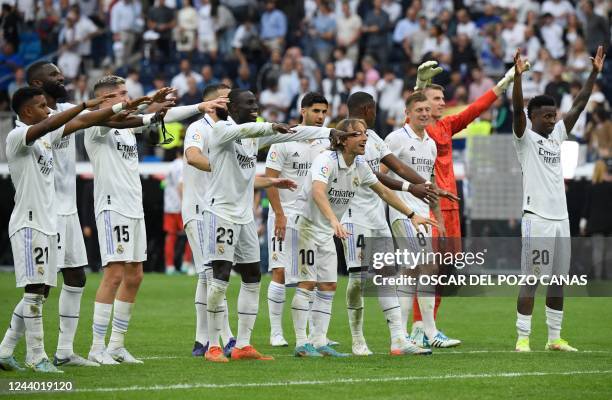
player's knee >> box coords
[124,265,144,288]
[212,260,232,282]
[102,266,124,289]
[271,268,285,284]
[24,283,46,295]
[62,267,86,287]
[239,262,261,283]
[298,281,316,291]
[317,282,336,292]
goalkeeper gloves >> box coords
[414,60,443,90]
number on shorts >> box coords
[271,236,283,252]
[532,249,550,266]
[416,232,426,247]
[356,234,365,249]
[299,249,314,266]
[114,225,130,242]
[216,227,234,245]
[34,247,49,264]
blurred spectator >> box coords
[260,0,287,52]
[362,0,390,65]
[71,74,90,104]
[580,159,612,279]
[175,0,198,57]
[171,59,203,96]
[376,67,403,134]
[232,15,262,66]
[387,88,411,130]
[491,95,513,133]
[260,78,290,121]
[199,65,220,89]
[408,16,430,64]
[560,81,588,140]
[147,74,168,97]
[235,62,255,90]
[422,25,451,65]
[336,0,362,64]
[147,0,177,61]
[126,69,145,99]
[456,8,477,40]
[522,63,548,101]
[214,1,237,55]
[542,0,575,26]
[524,25,542,62]
[540,13,566,59]
[333,47,354,79]
[501,15,526,69]
[180,77,202,112]
[321,62,345,118]
[289,76,312,120]
[351,71,377,99]
[586,108,612,158]
[393,7,419,48]
[544,61,570,105]
[7,67,25,97]
[277,56,299,101]
[580,0,610,54]
[0,4,20,50]
[381,0,402,24]
[563,13,584,47]
[57,11,82,80]
[567,37,593,79]
[361,55,380,86]
[35,0,61,51]
[475,4,501,29]
[65,6,100,70]
[0,43,23,90]
[451,34,478,77]
[422,0,453,22]
[586,81,610,113]
[468,66,494,103]
[256,48,282,92]
[197,0,218,61]
[310,1,336,66]
[110,0,144,67]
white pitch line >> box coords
[56,369,612,393]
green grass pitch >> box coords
[0,272,611,399]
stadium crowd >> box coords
[0,0,610,159]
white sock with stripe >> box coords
[0,299,25,358]
[267,281,286,337]
[56,284,83,358]
[291,288,313,347]
[108,300,134,351]
[311,290,335,348]
[206,279,228,348]
[397,283,415,335]
[236,282,260,349]
[23,293,46,365]
[346,272,364,341]
[416,284,438,340]
[194,273,208,345]
[378,287,406,348]
[91,302,112,352]
[221,297,234,345]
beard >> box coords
[216,107,228,121]
[42,80,68,100]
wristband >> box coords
[402,182,411,192]
[425,180,432,185]
[142,114,153,126]
[111,102,124,114]
[137,103,149,113]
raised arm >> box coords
[512,48,528,138]
[312,180,350,239]
[564,45,605,134]
[63,97,149,135]
[258,125,332,148]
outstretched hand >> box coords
[150,87,174,103]
[198,96,229,114]
[514,49,529,75]
[270,177,298,191]
[410,214,438,234]
[85,92,116,109]
[125,96,151,111]
[591,45,605,73]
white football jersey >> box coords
[84,125,143,218]
[513,120,568,220]
[265,137,330,216]
[6,121,65,236]
[385,124,436,222]
[204,121,331,224]
[50,102,81,216]
[164,157,183,213]
[341,129,392,230]
[295,150,379,243]
[181,115,214,225]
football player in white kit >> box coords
[0,87,140,372]
[84,75,227,365]
[384,92,461,349]
[25,61,101,367]
[341,91,455,355]
[291,118,438,357]
[202,89,338,362]
[265,92,331,347]
[512,47,604,352]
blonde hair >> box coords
[330,118,367,151]
[592,159,607,184]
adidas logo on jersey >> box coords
[292,152,300,157]
[410,146,416,151]
[537,140,543,145]
[113,130,121,136]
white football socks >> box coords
[516,311,532,339]
[194,273,208,345]
[236,281,260,349]
[397,283,415,335]
[417,288,438,340]
[311,290,335,348]
[23,293,46,365]
[0,299,25,358]
[291,288,313,347]
[545,306,563,341]
[346,272,364,341]
[91,302,112,352]
[206,279,228,348]
[56,284,83,358]
[108,300,134,351]
[267,280,286,337]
